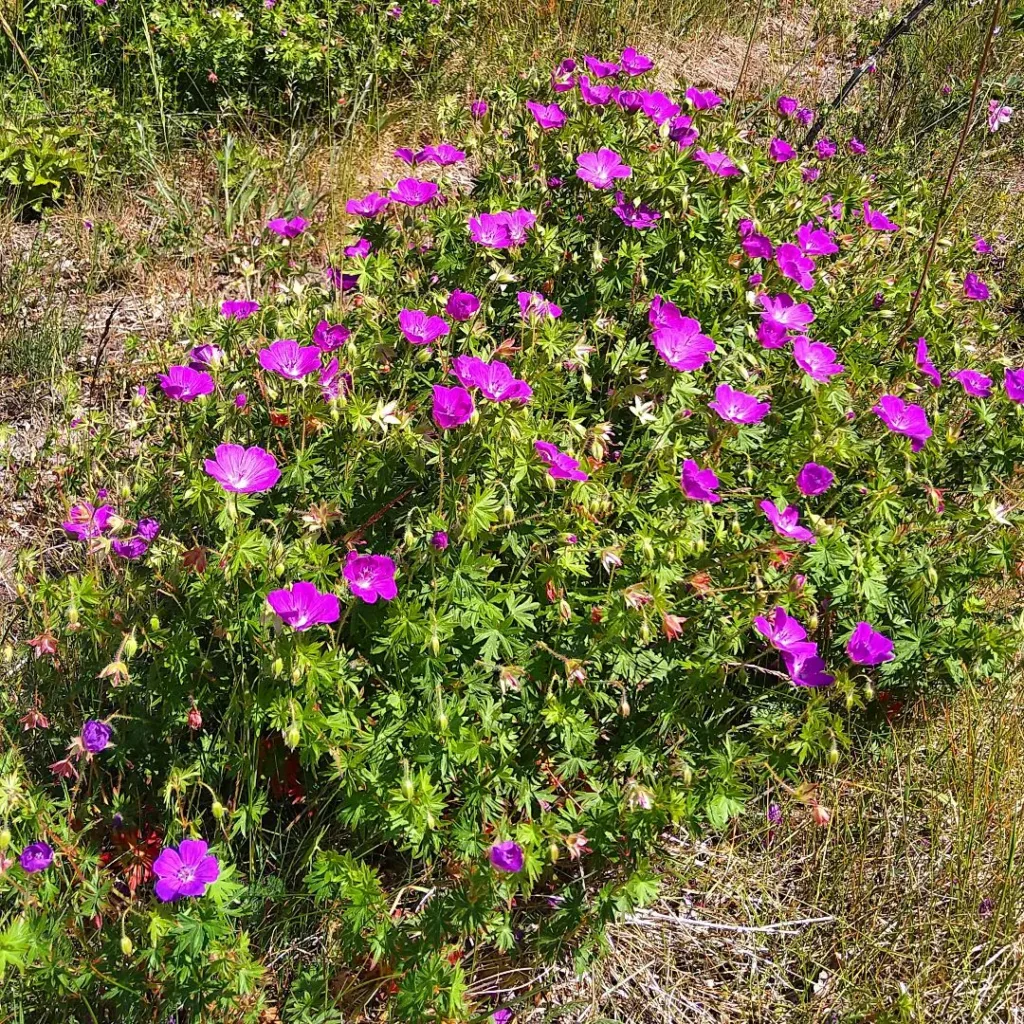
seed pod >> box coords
[120,934,134,958]
[124,635,138,658]
[68,607,80,626]
[150,615,160,631]
[549,841,560,863]
[272,657,284,676]
[502,502,515,524]
[211,800,225,820]
[284,725,301,749]
[827,745,840,766]
[0,827,10,850]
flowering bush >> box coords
[4,50,1023,1020]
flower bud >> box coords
[619,696,631,717]
[808,613,819,631]
[272,656,284,676]
[68,607,79,626]
[437,711,448,730]
[863,683,875,701]
[548,841,560,863]
[827,745,840,766]
[275,562,286,578]
[730,517,741,536]
[2,644,12,663]
[291,665,302,683]
[16,582,26,597]
[681,765,693,787]
[926,567,938,587]
[403,527,415,547]
[640,537,655,562]
[284,725,301,749]
[0,827,10,850]
[124,634,138,658]
[545,473,557,491]
[430,632,440,656]
[211,799,226,819]
[402,776,415,799]
[502,502,515,524]
[120,934,134,958]
[150,615,160,630]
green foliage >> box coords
[0,118,87,212]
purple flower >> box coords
[781,642,835,687]
[1004,368,1024,404]
[754,606,807,650]
[951,369,993,398]
[153,839,220,901]
[467,209,537,249]
[861,201,900,232]
[796,462,834,496]
[686,87,722,110]
[471,100,488,118]
[235,393,248,409]
[795,223,838,256]
[319,358,352,402]
[344,237,372,258]
[394,147,418,165]
[742,231,774,260]
[777,96,798,117]
[267,215,307,239]
[640,91,680,125]
[988,100,1012,132]
[389,178,439,207]
[873,395,931,451]
[344,551,398,604]
[578,75,617,106]
[768,138,796,163]
[576,148,632,189]
[489,840,524,872]
[313,320,352,352]
[419,144,466,167]
[517,291,562,320]
[431,530,449,550]
[82,719,112,752]
[775,243,816,291]
[694,149,740,177]
[963,273,990,301]
[758,292,814,348]
[452,355,532,403]
[19,841,54,873]
[259,339,322,380]
[204,444,281,493]
[583,54,620,79]
[768,802,783,824]
[527,100,567,130]
[446,290,481,321]
[616,89,645,113]
[651,317,716,372]
[189,343,224,370]
[63,502,116,540]
[535,440,589,482]
[399,309,450,346]
[668,114,699,147]
[158,365,215,402]
[760,499,815,543]
[974,235,992,254]
[708,383,770,424]
[620,46,654,75]
[220,299,259,320]
[848,137,867,155]
[501,209,537,245]
[346,192,390,218]
[551,58,577,93]
[915,338,942,387]
[137,518,161,541]
[492,1011,512,1024]
[846,621,894,666]
[267,581,340,631]
[796,107,814,126]
[815,138,836,159]
[680,459,720,503]
[793,336,843,382]
[325,268,359,292]
[112,537,149,559]
[650,294,687,330]
[432,384,475,429]
[613,192,661,230]
[802,166,821,183]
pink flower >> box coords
[346,192,390,218]
[527,100,567,130]
[915,338,942,387]
[446,290,480,321]
[452,356,532,402]
[1004,368,1024,404]
[754,606,807,650]
[760,499,815,543]
[551,58,577,93]
[344,237,372,258]
[470,100,488,118]
[63,502,116,540]
[578,74,617,106]
[388,179,439,207]
[777,96,798,117]
[344,551,398,603]
[815,138,836,159]
[861,201,900,232]
[204,444,281,493]
[681,459,720,503]
[467,210,536,249]
[575,148,632,189]
[489,840,524,872]
[694,149,740,177]
[153,839,220,901]
[742,231,774,260]
[768,138,795,163]
[708,383,770,424]
[399,309,450,345]
[432,384,475,429]
[796,461,834,496]
[418,144,466,166]
[620,46,654,75]
[267,215,307,239]
[686,87,721,110]
[518,291,562,320]
[963,273,990,301]
[988,99,1012,132]
[313,320,351,352]
[640,90,680,125]
[848,137,867,155]
[758,293,815,348]
[795,223,838,256]
[319,359,352,402]
[651,317,716,372]
[775,243,816,291]
[668,114,699,147]
[259,340,322,380]
[220,299,259,320]
[873,395,931,451]
[782,642,835,687]
[792,336,843,381]
[847,621,894,665]
[583,54,620,78]
[158,365,215,402]
[951,369,993,398]
[267,581,341,631]
[535,440,588,482]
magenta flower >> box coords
[267,581,340,631]
[468,212,512,248]
[138,518,161,541]
[501,209,537,245]
[709,383,770,424]
[432,384,475,429]
[951,369,993,398]
[431,530,449,550]
[861,201,900,232]
[158,365,215,402]
[583,54,620,78]
[768,138,795,163]
[394,147,417,165]
[19,841,54,873]
[815,138,836,159]
[613,192,661,230]
[796,462,834,497]
[680,459,720,503]
[346,191,390,218]
[446,290,480,321]
[802,166,821,183]
[777,96,798,117]
[325,267,359,292]
[988,99,1012,132]
[82,719,111,753]
[795,223,838,256]
[489,840,524,873]
[640,91,680,125]
[535,440,589,482]
[204,444,281,493]
[775,243,816,291]
[153,839,220,901]
[668,114,699,147]
[758,293,814,347]
[742,231,774,260]
[781,642,835,687]
[220,299,259,320]
[754,606,807,650]
[760,499,815,543]
[422,144,466,166]
[63,501,116,540]
[649,294,687,330]
[389,179,439,207]
[578,74,617,105]
[267,215,307,239]
[620,46,654,75]
[527,100,567,130]
[313,320,352,352]
[112,537,148,559]
[915,338,942,387]
[319,358,352,402]
[694,149,740,177]
[848,137,867,155]
[189,343,225,370]
[651,318,716,372]
[399,309,450,346]
[344,551,398,603]
[686,87,721,110]
[796,106,814,126]
[471,99,488,118]
[963,273,990,301]
[793,336,843,382]
[344,237,372,258]
[259,340,322,380]
[1004,368,1024,404]
[873,395,931,451]
[847,621,894,665]
[518,291,562,320]
[551,58,577,92]
[576,148,632,189]
[452,356,532,403]
[975,235,992,254]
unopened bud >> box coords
[402,776,415,799]
[864,683,875,700]
[284,725,301,749]
[619,696,631,717]
[291,665,301,683]
[808,613,819,631]
[123,635,138,658]
[926,567,938,587]
[681,765,693,787]
[548,841,560,863]
[0,827,10,850]
[68,607,79,625]
[827,745,840,766]
[430,632,440,656]
[211,800,225,820]
[150,615,160,630]
[545,473,556,491]
[502,503,515,524]
[275,562,285,578]
[272,657,284,676]
[404,527,415,547]
[120,934,134,958]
